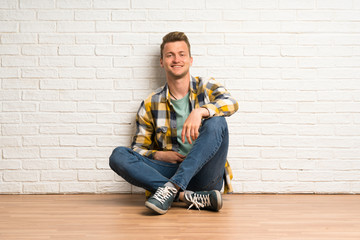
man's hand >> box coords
[154,151,185,164]
[181,108,209,144]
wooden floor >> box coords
[0,194,360,240]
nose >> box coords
[172,54,180,63]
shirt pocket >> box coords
[155,126,168,149]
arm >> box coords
[181,78,239,144]
[201,78,239,117]
[131,101,158,158]
[132,100,186,163]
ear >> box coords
[160,58,164,68]
[190,56,193,66]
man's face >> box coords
[160,41,193,80]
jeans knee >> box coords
[109,146,130,170]
[202,116,227,132]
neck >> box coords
[167,75,190,100]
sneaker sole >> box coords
[145,201,168,215]
[214,190,223,211]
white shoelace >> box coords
[153,186,177,204]
[186,193,211,211]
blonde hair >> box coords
[160,31,191,59]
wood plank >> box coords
[0,194,359,240]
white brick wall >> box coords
[1,0,360,194]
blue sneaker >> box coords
[185,190,223,211]
[145,186,177,215]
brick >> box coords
[22,68,58,78]
[22,160,58,170]
[0,113,21,123]
[0,21,17,32]
[97,68,131,79]
[97,136,132,147]
[97,182,132,193]
[132,22,167,33]
[3,102,37,112]
[0,137,21,147]
[299,103,335,113]
[22,113,59,123]
[41,148,76,158]
[22,45,57,55]
[95,46,130,56]
[97,113,134,124]
[78,170,113,181]
[60,136,96,147]
[224,10,259,20]
[262,170,298,181]
[93,0,129,9]
[96,91,132,101]
[23,183,59,194]
[20,0,55,9]
[0,183,22,194]
[60,182,96,193]
[22,90,59,101]
[132,0,164,9]
[57,22,95,33]
[170,0,204,9]
[114,57,158,67]
[2,125,38,136]
[298,126,334,136]
[20,21,55,33]
[315,182,350,194]
[279,0,314,9]
[39,34,75,44]
[40,101,76,112]
[1,33,37,43]
[76,34,111,44]
[77,102,112,113]
[114,79,149,90]
[59,45,94,56]
[0,0,17,9]
[60,160,96,170]
[56,0,91,8]
[0,68,19,78]
[75,10,111,21]
[39,56,74,67]
[77,124,113,135]
[0,45,19,54]
[112,10,146,20]
[59,113,96,123]
[297,10,332,20]
[40,125,76,134]
[3,147,39,159]
[113,33,148,44]
[58,68,95,78]
[3,171,39,182]
[41,171,76,181]
[77,80,113,90]
[0,160,21,170]
[38,10,73,20]
[75,57,112,67]
[244,136,279,147]
[59,91,94,101]
[2,56,37,67]
[207,0,243,9]
[40,80,76,90]
[96,21,130,32]
[316,0,353,9]
[148,10,184,20]
[243,159,278,170]
[77,148,112,158]
[280,160,315,170]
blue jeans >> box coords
[109,116,229,193]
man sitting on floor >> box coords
[109,31,238,215]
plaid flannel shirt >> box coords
[131,76,239,193]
